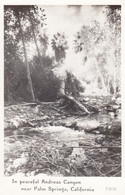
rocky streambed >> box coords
[4,101,121,177]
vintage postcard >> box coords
[0,0,125,194]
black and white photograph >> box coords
[4,4,122,178]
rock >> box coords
[10,116,26,128]
[41,116,50,120]
[6,165,14,173]
[13,157,28,168]
[70,148,87,161]
[110,121,121,136]
[61,119,100,132]
[82,120,100,132]
[106,120,121,136]
[95,136,105,145]
[108,112,115,119]
[83,97,90,102]
[100,148,108,153]
[32,105,41,114]
[62,116,67,119]
[65,122,78,129]
[49,121,55,126]
[29,171,36,176]
[116,97,121,104]
[112,105,120,110]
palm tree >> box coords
[51,32,68,96]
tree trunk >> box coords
[64,95,90,114]
[5,72,10,102]
[113,66,117,95]
[17,11,35,101]
[58,78,66,97]
[95,62,108,94]
[28,10,44,71]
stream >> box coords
[4,106,121,176]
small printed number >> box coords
[106,187,116,191]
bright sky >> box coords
[28,5,106,59]
[41,5,105,37]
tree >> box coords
[4,6,25,102]
[73,6,121,96]
[74,23,108,94]
[4,5,48,102]
[29,55,61,101]
[103,7,121,95]
[27,6,48,69]
[16,8,35,101]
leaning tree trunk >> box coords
[63,95,90,114]
[17,11,35,101]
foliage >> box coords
[30,55,61,101]
[51,32,69,63]
[73,7,121,95]
[4,5,121,102]
[65,72,85,97]
[4,5,49,102]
